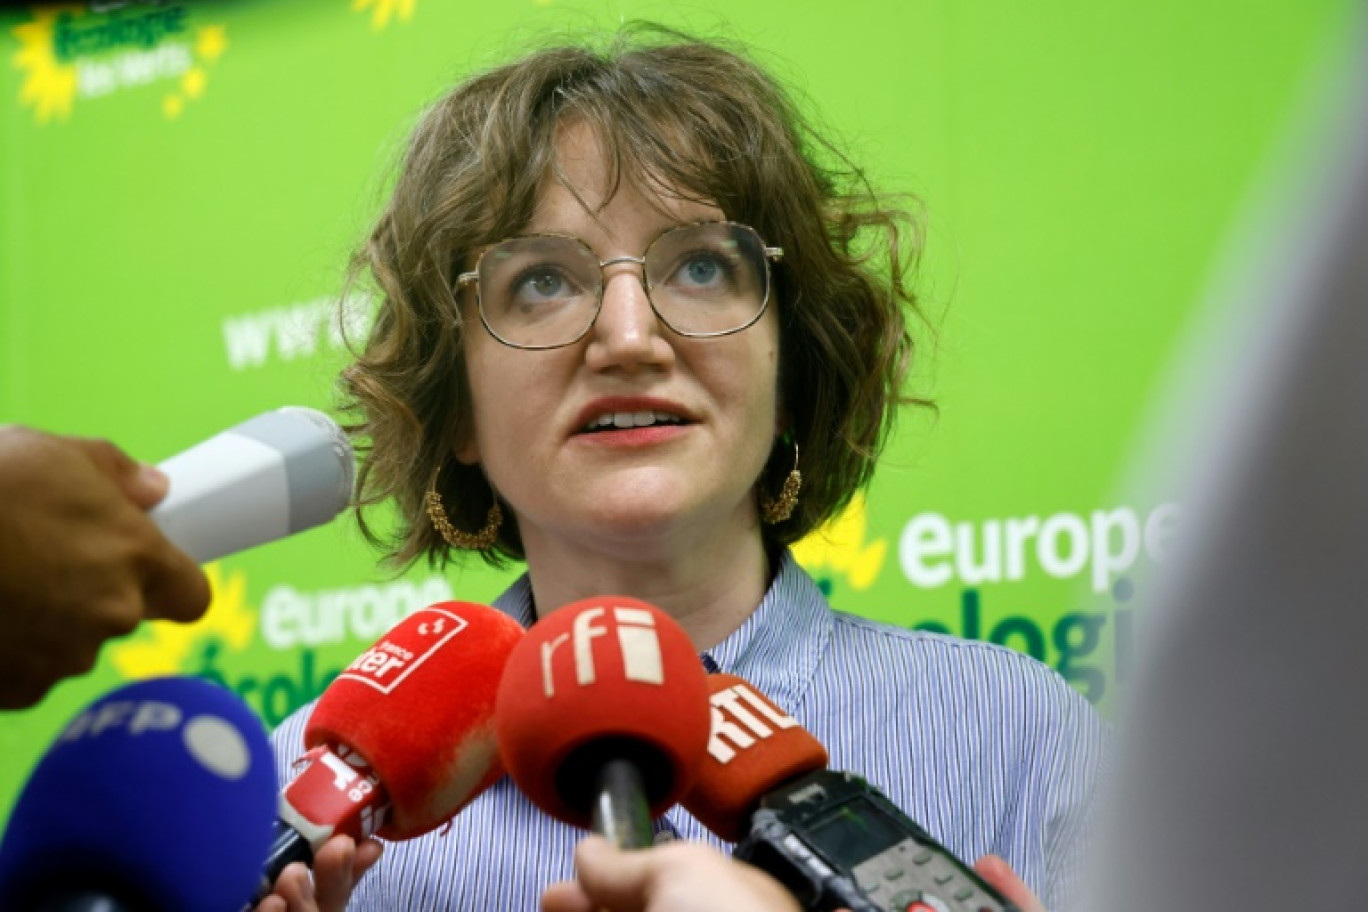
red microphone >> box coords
[249,601,524,905]
[679,673,828,842]
[495,596,711,847]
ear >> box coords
[454,434,480,466]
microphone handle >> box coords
[241,819,314,912]
[591,758,653,849]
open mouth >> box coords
[580,411,691,434]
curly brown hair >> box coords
[339,22,928,569]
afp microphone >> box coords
[495,596,711,848]
[0,677,277,912]
[682,674,1020,912]
[249,601,524,906]
[150,406,354,562]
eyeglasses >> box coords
[456,221,783,350]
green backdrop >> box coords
[0,0,1353,822]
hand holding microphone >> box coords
[542,835,806,912]
[0,408,351,710]
[249,599,525,911]
[0,426,210,709]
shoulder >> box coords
[819,609,1103,738]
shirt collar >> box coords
[489,549,832,716]
[703,549,833,717]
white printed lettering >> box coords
[1091,508,1140,592]
[955,519,1002,585]
[899,513,954,587]
[128,701,182,735]
[320,751,360,791]
[1004,516,1040,581]
[572,608,608,686]
[1037,513,1089,579]
[705,704,755,764]
[613,607,663,685]
[541,632,571,698]
[734,686,798,731]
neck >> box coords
[519,518,771,651]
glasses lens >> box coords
[645,223,770,335]
[477,236,601,348]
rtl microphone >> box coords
[681,673,828,842]
[495,596,712,848]
[150,406,354,562]
[682,674,1020,912]
[0,677,277,912]
[248,600,524,906]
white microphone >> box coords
[150,407,355,562]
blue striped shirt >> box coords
[271,551,1108,910]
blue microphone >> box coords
[0,677,278,912]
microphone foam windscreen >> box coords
[304,601,524,839]
[681,673,828,841]
[495,596,711,828]
[0,677,277,912]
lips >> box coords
[571,398,697,437]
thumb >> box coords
[572,836,653,912]
[973,855,1047,912]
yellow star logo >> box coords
[792,491,888,591]
[11,8,81,124]
[196,25,228,63]
[182,66,206,99]
[352,0,415,30]
[107,563,257,680]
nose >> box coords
[584,261,674,373]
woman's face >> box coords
[458,122,781,558]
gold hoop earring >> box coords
[425,465,503,551]
[759,441,801,525]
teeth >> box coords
[584,411,684,432]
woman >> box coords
[262,24,1106,912]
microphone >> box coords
[150,406,354,562]
[681,674,1020,912]
[249,601,524,905]
[495,596,712,848]
[0,677,277,912]
[680,673,828,842]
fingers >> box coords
[138,536,211,623]
[353,837,385,880]
[973,855,1048,912]
[268,862,317,912]
[64,435,209,623]
[541,880,596,912]
[66,436,169,510]
[312,835,383,912]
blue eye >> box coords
[675,253,734,289]
[516,268,566,299]
[684,257,721,285]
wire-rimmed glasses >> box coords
[456,221,783,350]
